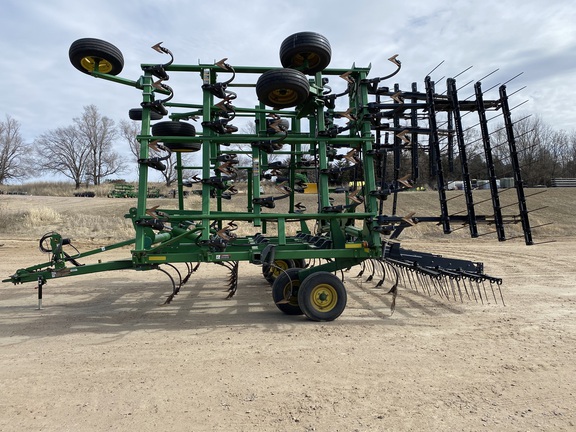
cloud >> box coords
[1,0,575,181]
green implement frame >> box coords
[4,33,535,320]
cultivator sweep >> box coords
[3,33,537,320]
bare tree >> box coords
[119,119,142,161]
[75,105,125,185]
[229,122,259,176]
[548,129,571,179]
[0,116,30,184]
[35,126,90,188]
[565,131,576,178]
[512,116,556,186]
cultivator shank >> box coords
[3,32,538,320]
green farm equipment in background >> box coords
[107,183,137,198]
[3,33,537,320]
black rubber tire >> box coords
[291,258,307,269]
[280,32,331,74]
[298,272,347,321]
[69,38,124,75]
[263,258,295,285]
[271,267,304,315]
[152,121,200,152]
[256,69,310,109]
[128,108,164,121]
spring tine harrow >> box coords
[223,261,240,299]
[376,243,504,309]
[216,261,235,293]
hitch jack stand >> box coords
[36,276,45,310]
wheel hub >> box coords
[294,52,320,69]
[311,284,337,311]
[81,56,113,74]
[271,88,297,105]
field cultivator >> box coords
[3,33,537,320]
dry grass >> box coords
[1,185,573,243]
[21,207,63,228]
[0,200,133,241]
[0,181,179,198]
[1,181,106,197]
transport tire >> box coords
[69,38,124,75]
[271,267,304,315]
[128,108,164,121]
[152,121,200,152]
[280,32,331,74]
[298,271,347,321]
[256,69,310,108]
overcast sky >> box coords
[1,0,575,181]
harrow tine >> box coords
[158,266,178,305]
[387,277,399,315]
[441,277,453,300]
[485,280,498,304]
[426,60,445,78]
[183,262,192,282]
[430,277,450,300]
[366,259,376,282]
[407,269,419,293]
[431,277,443,299]
[416,273,432,296]
[401,267,410,290]
[456,278,469,301]
[466,277,478,303]
[472,278,484,304]
[432,276,448,299]
[502,71,524,86]
[374,260,387,287]
[425,274,437,297]
[441,277,451,299]
[356,260,366,277]
[398,263,413,289]
[182,262,199,285]
[454,277,464,302]
[225,261,240,299]
[163,263,183,289]
[481,279,491,303]
[423,273,436,296]
[416,272,430,296]
[496,281,506,306]
[447,277,458,301]
[401,267,414,292]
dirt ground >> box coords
[0,234,575,432]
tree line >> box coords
[0,105,186,188]
[1,106,576,188]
